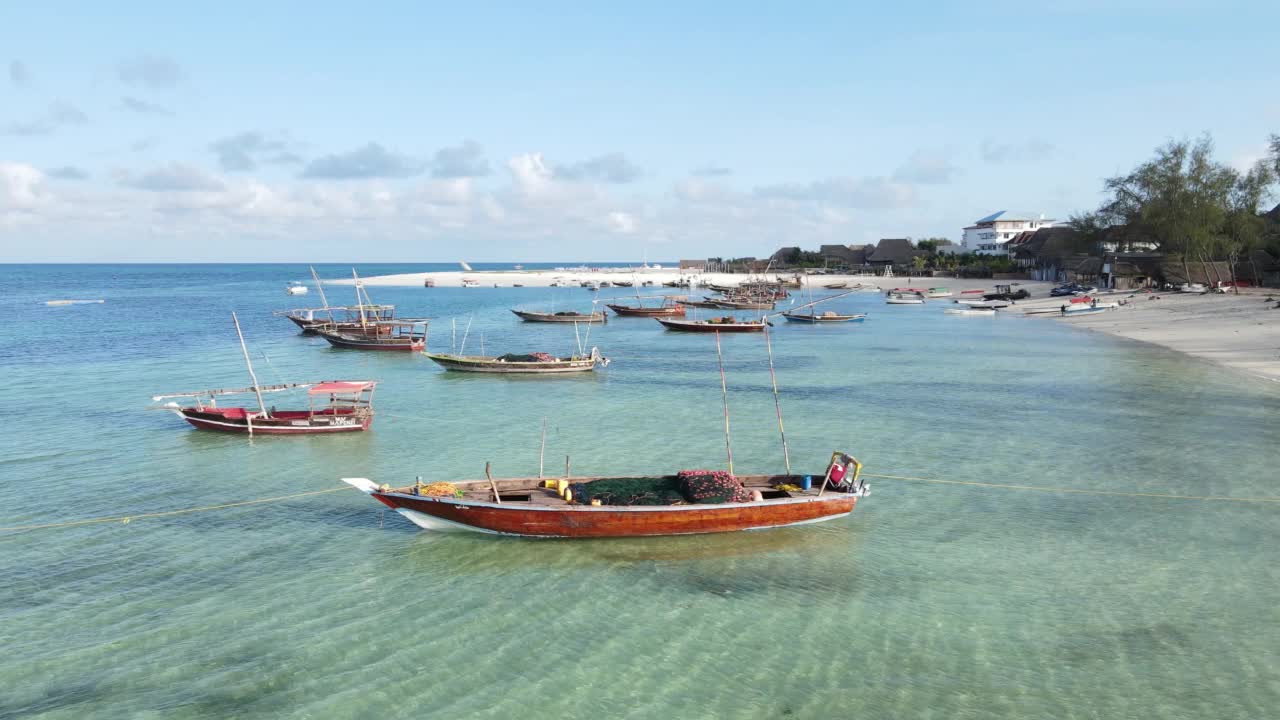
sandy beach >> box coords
[1020,289,1280,382]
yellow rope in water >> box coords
[4,470,1277,535]
[0,487,349,533]
[862,473,1280,504]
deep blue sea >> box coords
[2,264,1278,719]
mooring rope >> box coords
[0,487,349,533]
[861,472,1280,504]
[2,471,1276,535]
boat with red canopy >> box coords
[152,314,378,435]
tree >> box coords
[1224,160,1277,289]
[1270,134,1280,177]
[1093,135,1235,283]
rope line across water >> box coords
[0,487,349,533]
[862,473,1280,504]
[2,472,1277,534]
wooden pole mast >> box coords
[715,331,734,476]
[232,312,268,417]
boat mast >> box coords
[352,269,367,330]
[231,312,269,417]
[310,265,334,323]
[714,331,734,476]
[763,324,792,475]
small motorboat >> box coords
[885,293,925,305]
[944,307,998,316]
[286,281,309,296]
[461,279,481,288]
[925,287,952,298]
[954,298,1009,308]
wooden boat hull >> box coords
[656,318,768,332]
[606,304,685,317]
[176,408,372,434]
[511,310,605,323]
[423,353,601,373]
[355,486,858,537]
[782,313,866,323]
[317,332,425,351]
[714,301,775,310]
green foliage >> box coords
[1083,134,1277,266]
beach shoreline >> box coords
[335,267,1280,381]
[1024,289,1280,383]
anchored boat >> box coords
[422,348,608,373]
[782,310,866,323]
[511,309,607,323]
[344,458,866,537]
[316,321,428,351]
[656,316,769,332]
[153,313,377,435]
[606,296,686,317]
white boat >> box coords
[925,287,953,298]
[955,298,1009,308]
[852,284,881,293]
[461,279,481,288]
[886,293,925,305]
[1061,301,1119,315]
[1179,283,1207,294]
[944,307,998,316]
[286,281,309,296]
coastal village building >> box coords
[962,211,1057,255]
[866,238,920,268]
[679,259,707,271]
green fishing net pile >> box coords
[569,471,751,506]
[568,477,686,506]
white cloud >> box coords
[302,143,423,179]
[117,55,183,89]
[0,163,48,210]
[981,138,1055,164]
[607,211,637,234]
[121,163,225,192]
[3,102,88,136]
[893,149,959,184]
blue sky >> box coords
[2,1,1277,261]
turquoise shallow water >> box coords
[2,264,1279,718]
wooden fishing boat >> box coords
[422,347,607,373]
[152,313,377,435]
[781,310,866,323]
[681,298,723,309]
[824,282,849,290]
[511,309,606,323]
[656,317,769,332]
[714,297,776,310]
[606,298,686,317]
[343,452,868,537]
[316,321,427,351]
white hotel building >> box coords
[962,211,1057,255]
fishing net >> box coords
[678,470,752,504]
[497,352,556,362]
[569,477,686,506]
[568,472,751,506]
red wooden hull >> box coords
[368,491,858,537]
[606,304,686,317]
[177,408,372,434]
